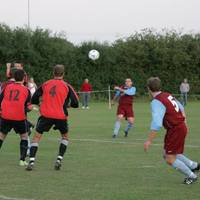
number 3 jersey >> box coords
[32,79,79,120]
[0,83,31,120]
[154,92,185,130]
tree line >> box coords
[0,24,200,94]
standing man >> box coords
[26,65,79,171]
[112,78,136,138]
[180,78,190,106]
[80,78,92,109]
[144,77,199,184]
[0,69,32,166]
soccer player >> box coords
[0,69,32,166]
[144,77,199,185]
[3,63,34,155]
[26,64,79,171]
[112,78,136,138]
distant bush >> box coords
[0,24,200,94]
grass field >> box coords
[0,101,200,200]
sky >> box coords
[0,0,200,44]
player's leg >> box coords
[181,93,185,106]
[26,132,42,170]
[113,114,123,138]
[0,132,7,149]
[0,118,12,149]
[124,117,134,137]
[55,133,69,170]
[164,125,197,184]
[19,133,28,166]
[54,120,69,170]
[86,93,90,109]
[176,154,199,172]
[185,93,188,106]
[82,93,86,109]
[26,117,52,171]
[165,154,197,184]
[26,120,35,156]
[13,120,29,166]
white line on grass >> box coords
[0,195,34,200]
[70,138,200,149]
[139,165,156,168]
[47,137,200,148]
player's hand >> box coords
[144,140,151,152]
[114,86,120,90]
[6,63,11,69]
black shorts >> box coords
[0,118,28,135]
[36,116,68,134]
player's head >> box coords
[147,77,161,94]
[184,78,187,83]
[14,62,23,69]
[9,67,18,79]
[14,69,25,83]
[125,78,132,87]
[53,64,65,78]
[84,79,89,83]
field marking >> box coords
[47,137,200,149]
[139,165,156,168]
[69,138,200,149]
[0,195,34,200]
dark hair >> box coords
[10,67,18,78]
[54,65,64,77]
[147,77,161,92]
[14,69,25,82]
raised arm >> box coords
[114,86,136,96]
[124,87,136,96]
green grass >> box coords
[0,102,200,200]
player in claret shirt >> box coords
[26,65,79,171]
[112,78,136,138]
[144,77,200,185]
[0,69,32,166]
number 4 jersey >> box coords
[154,92,185,130]
[0,83,31,120]
[32,79,79,120]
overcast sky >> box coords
[0,0,200,43]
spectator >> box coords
[80,79,92,109]
[180,78,190,106]
[28,77,37,97]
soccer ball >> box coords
[88,49,100,60]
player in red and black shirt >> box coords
[26,65,79,171]
[0,69,32,166]
[144,77,199,184]
[3,63,34,154]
